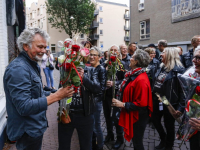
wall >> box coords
[0,0,9,149]
[130,0,200,49]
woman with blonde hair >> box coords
[151,47,185,150]
[103,45,125,149]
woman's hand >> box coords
[106,81,113,87]
[77,67,84,79]
[112,98,125,108]
[189,118,200,131]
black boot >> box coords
[155,139,165,150]
[165,147,173,150]
[104,134,114,143]
[112,136,124,149]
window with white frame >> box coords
[140,20,150,40]
[99,6,103,11]
[100,30,103,35]
[40,6,43,15]
[80,34,84,39]
[100,18,103,23]
[32,11,35,19]
[51,44,56,53]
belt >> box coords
[69,109,84,114]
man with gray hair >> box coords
[3,28,74,150]
[158,39,167,62]
[119,44,131,71]
[181,35,200,69]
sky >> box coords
[25,0,129,7]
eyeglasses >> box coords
[89,54,99,57]
[193,56,200,62]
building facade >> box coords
[26,0,87,55]
[90,0,129,51]
[130,0,200,53]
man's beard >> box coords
[34,55,43,62]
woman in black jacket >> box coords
[152,47,185,150]
[89,46,106,150]
[103,45,125,150]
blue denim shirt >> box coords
[3,51,50,141]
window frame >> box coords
[99,18,103,24]
[100,30,103,35]
[99,6,103,11]
[51,44,56,54]
[139,20,150,40]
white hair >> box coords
[194,45,200,54]
[90,46,102,56]
[17,28,50,52]
[108,44,122,60]
[160,47,183,72]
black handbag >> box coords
[49,63,54,70]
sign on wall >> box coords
[171,0,200,23]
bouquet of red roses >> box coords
[57,38,90,123]
[177,67,200,146]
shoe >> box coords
[165,147,173,150]
[51,88,57,93]
[43,85,51,91]
[112,136,124,149]
[104,134,114,143]
[112,140,123,149]
[155,140,165,150]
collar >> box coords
[21,50,39,66]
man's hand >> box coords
[47,86,74,105]
[112,98,124,108]
[77,67,84,79]
[173,110,182,118]
[189,118,200,131]
[106,81,113,87]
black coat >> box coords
[153,65,186,113]
[92,65,106,102]
[181,49,193,69]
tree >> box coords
[46,0,96,38]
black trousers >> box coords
[151,99,176,148]
[189,131,200,150]
[103,96,123,137]
[132,110,149,150]
[58,113,94,150]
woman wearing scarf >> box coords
[112,49,153,150]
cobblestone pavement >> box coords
[8,68,190,150]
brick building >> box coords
[130,0,200,53]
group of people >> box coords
[3,27,200,150]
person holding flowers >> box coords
[112,49,153,150]
[89,47,106,150]
[151,47,185,150]
[57,40,102,150]
[103,45,125,149]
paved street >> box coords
[8,68,190,150]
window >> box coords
[140,20,150,40]
[40,6,43,15]
[32,11,35,19]
[100,18,103,23]
[80,34,84,39]
[100,30,103,35]
[38,20,40,28]
[99,6,103,11]
[51,44,56,53]
[30,13,32,19]
[31,23,32,27]
[140,0,144,3]
[37,8,40,15]
[40,20,43,28]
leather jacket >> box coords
[81,66,101,115]
[152,65,186,113]
[122,54,131,71]
[181,49,193,69]
[146,58,160,89]
[92,65,106,102]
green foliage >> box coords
[46,0,96,38]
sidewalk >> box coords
[8,68,190,150]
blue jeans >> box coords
[16,133,43,150]
[58,113,94,150]
[43,67,54,88]
[93,101,104,149]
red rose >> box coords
[196,86,200,96]
[110,56,116,62]
[109,61,112,65]
[72,45,80,52]
[64,41,70,48]
[64,63,71,72]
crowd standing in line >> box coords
[3,27,200,150]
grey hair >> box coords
[119,44,127,50]
[90,46,102,56]
[17,28,50,52]
[158,39,168,47]
[134,49,150,68]
[194,45,200,54]
[108,44,122,60]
